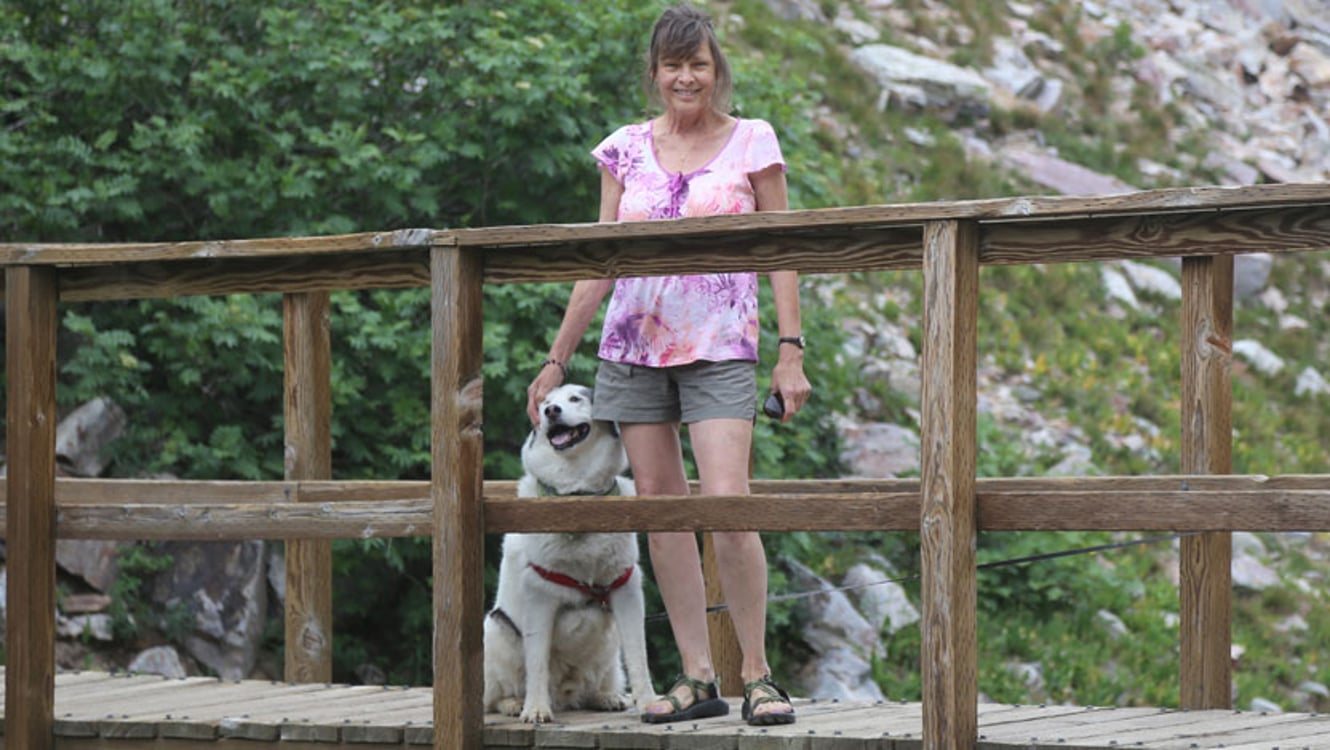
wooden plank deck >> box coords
[2,671,1328,749]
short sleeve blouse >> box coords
[591,118,786,367]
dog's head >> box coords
[522,384,627,492]
[532,384,613,452]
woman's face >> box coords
[654,41,715,117]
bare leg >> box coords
[690,419,792,719]
[620,423,715,715]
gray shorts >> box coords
[592,360,757,424]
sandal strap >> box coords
[743,675,791,709]
[663,674,719,709]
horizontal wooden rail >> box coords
[0,229,437,266]
[3,183,1326,267]
[3,479,1327,538]
[3,474,1323,505]
[2,184,1327,301]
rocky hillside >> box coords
[757,0,1330,711]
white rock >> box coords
[833,15,880,44]
[850,44,991,114]
[1234,253,1274,299]
[1096,610,1130,639]
[129,645,188,678]
[844,563,920,635]
[1120,260,1182,300]
[1249,697,1284,713]
[1101,265,1140,310]
[1233,339,1285,376]
[1295,367,1329,397]
[56,613,113,641]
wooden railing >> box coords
[4,183,1330,749]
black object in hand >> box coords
[762,392,785,420]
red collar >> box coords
[528,563,634,606]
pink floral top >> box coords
[591,118,786,367]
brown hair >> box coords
[643,3,733,114]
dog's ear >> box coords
[607,420,620,438]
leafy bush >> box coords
[5,0,866,683]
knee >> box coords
[712,531,764,560]
[648,531,700,557]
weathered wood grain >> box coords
[12,669,1330,749]
[99,680,337,740]
[448,183,1330,250]
[919,220,980,750]
[431,246,487,750]
[2,474,1324,507]
[1063,707,1304,746]
[476,225,924,284]
[1178,256,1234,710]
[0,228,434,266]
[703,533,743,698]
[48,501,434,539]
[4,184,1327,301]
[56,250,431,302]
[981,205,1330,265]
[214,684,403,740]
[5,266,59,750]
[2,487,1326,539]
[282,291,335,685]
[976,489,1330,530]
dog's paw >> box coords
[496,697,524,717]
[519,703,555,724]
[586,692,630,712]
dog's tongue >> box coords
[549,428,574,447]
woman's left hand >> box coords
[769,348,811,423]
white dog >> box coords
[483,384,654,724]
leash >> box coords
[646,531,1199,622]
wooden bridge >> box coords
[4,183,1330,749]
[7,668,1330,749]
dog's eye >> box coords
[569,396,581,403]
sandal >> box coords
[742,674,796,726]
[640,674,729,724]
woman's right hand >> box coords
[526,361,566,426]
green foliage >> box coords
[329,537,437,684]
[1,0,663,240]
[106,543,193,643]
[60,297,286,480]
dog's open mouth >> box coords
[546,422,592,451]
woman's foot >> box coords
[741,674,795,725]
[640,674,730,724]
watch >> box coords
[778,335,806,350]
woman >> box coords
[525,2,809,726]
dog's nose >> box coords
[544,404,561,418]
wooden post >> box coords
[703,533,742,696]
[1179,255,1234,709]
[283,291,334,683]
[6,266,60,750]
[918,220,979,750]
[430,246,486,749]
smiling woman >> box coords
[523,1,806,728]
